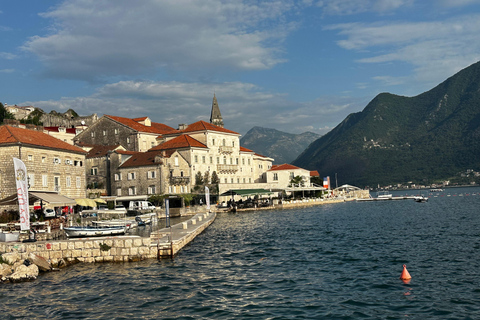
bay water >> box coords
[1,187,480,319]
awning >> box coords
[0,191,76,206]
[220,189,274,197]
[30,192,76,206]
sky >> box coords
[2,0,480,136]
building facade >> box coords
[0,125,87,201]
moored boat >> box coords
[64,226,127,238]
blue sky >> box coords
[2,0,480,135]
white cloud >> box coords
[327,14,480,89]
[0,52,16,59]
[22,0,296,81]
[316,0,413,15]
[22,80,364,135]
[439,0,480,7]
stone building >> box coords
[0,125,87,202]
[74,115,178,152]
[112,149,191,197]
[4,105,35,120]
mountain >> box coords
[240,127,320,164]
[293,61,480,187]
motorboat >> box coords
[92,219,137,230]
[64,226,127,238]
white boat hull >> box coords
[64,226,126,238]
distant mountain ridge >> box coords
[293,61,480,187]
[240,127,320,164]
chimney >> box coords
[178,124,188,130]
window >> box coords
[180,171,184,177]
[28,174,35,187]
[212,138,215,145]
[28,155,33,161]
[91,167,98,175]
[127,137,130,143]
[115,128,119,135]
[173,186,176,193]
[42,175,48,187]
[148,185,156,194]
[248,159,250,165]
[53,157,60,165]
[243,178,246,183]
[222,139,226,146]
[114,173,121,181]
[66,176,71,187]
[232,141,235,147]
[128,186,136,195]
[202,156,206,164]
[180,186,184,193]
[76,177,81,188]
[290,172,295,179]
[242,158,245,165]
[224,178,228,183]
[174,156,179,166]
[231,178,234,183]
[195,155,198,163]
[184,186,188,193]
[223,156,227,164]
[148,171,156,179]
[116,188,122,196]
[42,156,46,163]
[236,158,239,165]
[273,173,278,181]
[168,186,172,193]
[249,178,251,183]
[217,157,220,164]
[210,156,213,164]
[230,158,233,164]
[237,178,240,183]
[128,172,136,180]
[91,132,95,137]
[103,130,106,136]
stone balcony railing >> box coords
[216,164,238,173]
[218,146,233,154]
[169,176,190,185]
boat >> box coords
[430,188,444,192]
[414,196,428,202]
[92,219,137,229]
[64,226,127,238]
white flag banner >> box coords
[205,186,210,211]
[13,157,30,231]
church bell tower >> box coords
[210,94,224,128]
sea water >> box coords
[1,187,480,319]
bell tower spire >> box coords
[210,93,224,128]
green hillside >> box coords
[292,61,480,187]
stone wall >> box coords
[0,236,157,266]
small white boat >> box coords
[64,226,126,238]
[414,196,428,202]
[92,219,137,229]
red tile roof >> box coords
[86,145,121,159]
[239,146,253,153]
[149,134,207,151]
[0,125,86,154]
[119,151,164,168]
[105,115,178,135]
[268,163,302,171]
[310,170,320,177]
[178,120,239,135]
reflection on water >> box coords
[2,187,480,319]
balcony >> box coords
[216,164,238,173]
[169,176,190,185]
[218,146,233,154]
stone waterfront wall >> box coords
[0,236,157,266]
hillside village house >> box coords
[0,125,87,209]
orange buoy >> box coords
[400,264,412,280]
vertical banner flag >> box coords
[205,186,210,211]
[323,176,329,189]
[165,198,170,228]
[13,157,30,231]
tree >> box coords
[195,171,204,186]
[203,171,210,185]
[0,103,14,124]
[289,175,305,187]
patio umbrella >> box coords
[94,198,107,204]
[75,198,97,207]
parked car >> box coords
[129,201,156,211]
[44,208,56,218]
[114,205,126,211]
